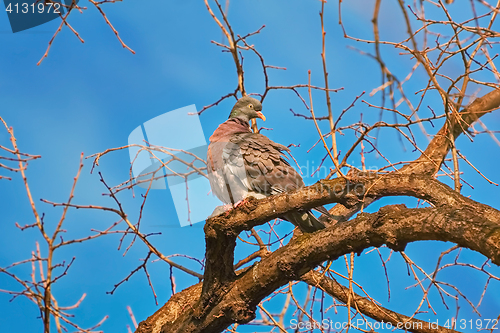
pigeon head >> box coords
[229,96,266,123]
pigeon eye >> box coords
[248,104,254,109]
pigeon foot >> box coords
[233,198,249,208]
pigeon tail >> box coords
[284,210,326,233]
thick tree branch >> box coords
[401,88,500,175]
[301,270,459,333]
[149,201,500,333]
[136,284,202,333]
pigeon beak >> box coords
[256,111,266,121]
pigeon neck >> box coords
[230,117,251,129]
[209,118,251,142]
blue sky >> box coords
[1,0,500,332]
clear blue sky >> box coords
[1,1,499,332]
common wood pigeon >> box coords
[207,96,328,232]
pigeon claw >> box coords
[222,200,248,216]
[233,198,249,209]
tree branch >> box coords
[301,270,459,333]
[327,88,500,224]
[401,88,500,175]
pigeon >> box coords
[207,96,328,232]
